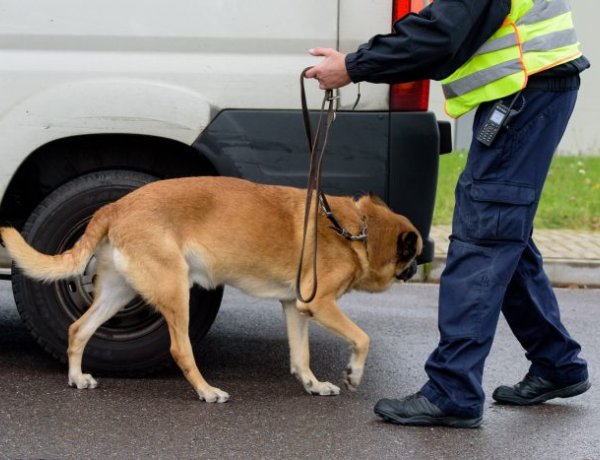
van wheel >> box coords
[12,170,223,375]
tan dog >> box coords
[0,176,422,402]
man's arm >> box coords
[307,0,508,90]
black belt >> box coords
[526,73,580,91]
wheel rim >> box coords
[53,215,165,342]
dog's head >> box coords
[355,194,423,290]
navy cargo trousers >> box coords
[420,87,589,419]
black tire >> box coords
[12,170,223,375]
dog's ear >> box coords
[368,192,390,209]
[356,192,389,208]
[397,231,419,262]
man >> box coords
[306,0,590,428]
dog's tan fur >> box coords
[0,176,422,402]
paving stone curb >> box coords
[418,226,600,288]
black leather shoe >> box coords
[374,393,482,428]
[492,374,591,406]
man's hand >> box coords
[305,48,351,90]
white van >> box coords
[0,0,449,373]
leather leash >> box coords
[295,67,367,304]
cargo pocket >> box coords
[466,181,536,243]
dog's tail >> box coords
[0,205,114,282]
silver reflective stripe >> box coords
[522,28,578,52]
[474,33,518,56]
[442,59,523,99]
[517,0,571,25]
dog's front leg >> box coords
[303,297,370,391]
[281,300,340,396]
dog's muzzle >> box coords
[396,260,417,281]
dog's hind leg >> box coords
[161,296,230,402]
[127,251,229,403]
[281,300,340,396]
[67,268,136,389]
[160,293,229,403]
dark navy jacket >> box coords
[345,0,588,86]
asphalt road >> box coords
[0,280,598,459]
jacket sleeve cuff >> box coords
[345,52,368,83]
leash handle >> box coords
[295,68,335,303]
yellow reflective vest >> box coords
[442,0,582,118]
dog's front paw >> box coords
[342,366,363,391]
[304,380,340,396]
[198,386,230,403]
[68,373,98,389]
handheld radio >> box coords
[476,92,524,147]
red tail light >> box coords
[390,80,431,112]
[390,0,430,111]
[393,0,427,19]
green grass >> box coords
[433,152,600,231]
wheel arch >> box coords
[0,133,220,229]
